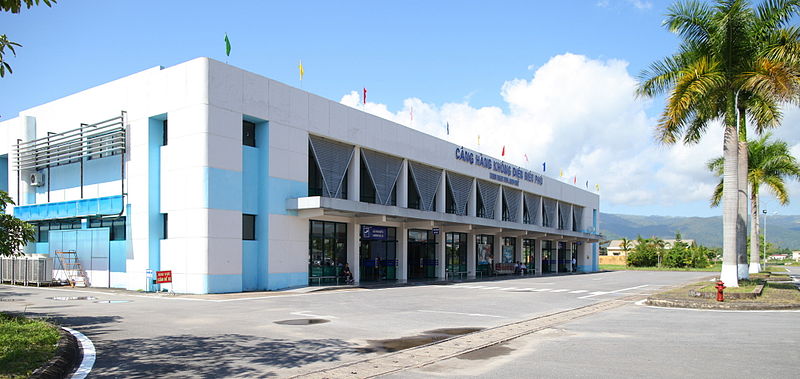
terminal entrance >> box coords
[445,232,467,278]
[359,225,397,281]
[408,229,437,279]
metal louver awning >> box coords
[542,197,557,227]
[408,161,442,212]
[13,113,126,171]
[503,187,521,223]
[446,172,473,216]
[524,193,541,225]
[361,149,403,205]
[573,206,584,231]
[476,180,499,219]
[557,202,572,230]
[309,135,355,198]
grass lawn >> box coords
[651,280,800,305]
[600,263,722,272]
[0,313,60,379]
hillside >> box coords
[600,213,800,249]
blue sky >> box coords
[2,0,799,217]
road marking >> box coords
[292,311,338,319]
[499,287,518,291]
[534,288,552,292]
[579,284,648,299]
[64,327,95,379]
[550,289,569,293]
[417,310,504,318]
[569,290,588,293]
[481,287,500,290]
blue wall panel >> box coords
[13,195,124,221]
[242,241,258,291]
[207,274,243,293]
[0,155,8,192]
[242,147,259,214]
[206,167,242,211]
[267,177,307,216]
[147,116,164,292]
[110,241,126,273]
[267,272,306,290]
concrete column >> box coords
[517,192,525,224]
[347,147,360,201]
[436,231,446,280]
[398,225,408,282]
[494,233,503,268]
[515,236,522,264]
[436,169,446,213]
[578,241,591,272]
[468,179,477,217]
[534,238,543,275]
[397,159,408,208]
[551,240,559,273]
[467,233,476,278]
[348,221,360,284]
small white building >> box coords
[0,58,601,294]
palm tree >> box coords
[637,0,800,287]
[708,133,800,272]
[620,238,632,254]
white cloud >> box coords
[340,53,798,213]
[626,0,653,10]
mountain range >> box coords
[600,213,800,249]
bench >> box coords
[494,263,516,275]
[446,270,468,280]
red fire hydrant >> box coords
[715,280,726,302]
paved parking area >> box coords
[1,270,718,377]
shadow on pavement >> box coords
[91,334,360,378]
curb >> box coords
[645,298,800,310]
[29,326,80,379]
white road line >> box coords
[550,289,569,293]
[418,310,504,318]
[64,327,95,379]
[291,311,338,319]
[579,284,648,299]
[499,287,518,291]
[481,287,500,290]
[569,290,588,294]
[534,288,552,292]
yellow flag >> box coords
[595,183,600,191]
[477,135,481,145]
[298,60,304,81]
[559,169,564,177]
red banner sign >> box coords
[156,270,172,284]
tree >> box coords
[708,133,800,271]
[0,190,35,256]
[620,238,632,254]
[637,0,800,287]
[0,0,56,77]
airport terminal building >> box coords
[0,58,601,294]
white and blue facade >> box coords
[0,58,601,294]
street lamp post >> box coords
[762,209,767,270]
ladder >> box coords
[54,251,89,287]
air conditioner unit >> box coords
[29,172,45,187]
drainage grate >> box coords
[274,318,330,325]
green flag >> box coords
[224,33,231,57]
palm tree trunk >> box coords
[720,93,740,287]
[737,107,748,279]
[737,140,749,279]
[749,184,761,273]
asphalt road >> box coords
[4,269,795,378]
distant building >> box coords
[768,254,789,261]
[606,239,696,257]
[793,251,800,262]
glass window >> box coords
[408,173,421,209]
[243,214,256,240]
[37,222,49,242]
[308,220,348,284]
[162,213,168,239]
[360,159,377,203]
[243,120,256,147]
[162,119,168,146]
[89,217,126,241]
